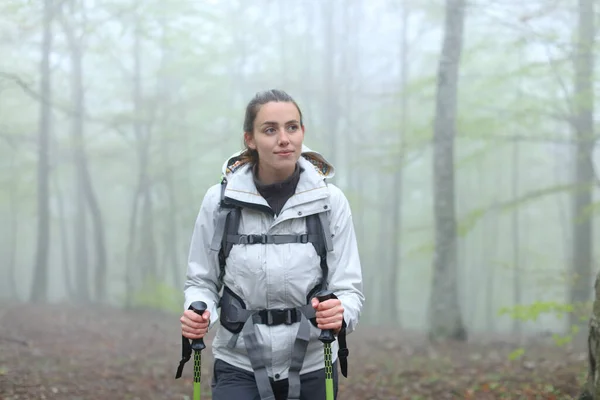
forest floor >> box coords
[0,302,590,400]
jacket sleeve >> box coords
[183,184,222,329]
[326,185,365,335]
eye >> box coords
[286,124,299,132]
[264,127,276,134]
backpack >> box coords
[210,176,349,378]
[176,174,350,384]
[210,176,332,298]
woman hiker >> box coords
[179,89,365,400]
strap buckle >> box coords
[264,308,296,326]
[299,234,309,243]
[247,234,266,244]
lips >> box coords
[276,150,294,155]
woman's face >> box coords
[245,101,304,184]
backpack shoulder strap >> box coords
[218,207,241,282]
[305,210,333,293]
[209,177,241,282]
[210,178,229,251]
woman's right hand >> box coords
[180,309,211,340]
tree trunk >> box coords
[322,0,338,169]
[53,172,74,299]
[69,23,90,304]
[30,0,53,303]
[352,2,365,247]
[300,1,314,121]
[485,204,499,332]
[512,138,522,337]
[7,150,19,300]
[157,18,180,288]
[577,0,597,398]
[428,0,467,342]
[66,8,108,302]
[580,273,600,399]
[555,145,570,294]
[60,4,107,303]
[73,175,89,302]
[337,1,351,190]
[387,2,410,327]
[125,185,141,307]
[139,186,157,281]
[278,0,288,88]
[84,165,107,302]
[570,0,595,328]
[377,172,391,325]
[125,13,144,306]
[126,10,158,296]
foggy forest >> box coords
[1,0,599,398]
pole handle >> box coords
[316,290,336,344]
[190,301,207,351]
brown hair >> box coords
[239,89,304,165]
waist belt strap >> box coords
[287,304,315,400]
[242,316,276,400]
[232,304,317,400]
[219,286,344,400]
[257,308,301,326]
[222,300,302,328]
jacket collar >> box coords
[223,155,330,211]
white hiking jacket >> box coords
[184,145,364,380]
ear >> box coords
[244,132,256,150]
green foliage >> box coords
[500,183,592,213]
[129,276,183,314]
[454,141,499,170]
[508,348,525,360]
[498,301,574,321]
[457,207,487,237]
[406,241,435,258]
[1,0,597,338]
[453,181,593,238]
[499,300,592,354]
[552,324,580,347]
[580,199,600,222]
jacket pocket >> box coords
[227,244,266,299]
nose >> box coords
[277,128,289,145]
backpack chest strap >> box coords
[226,233,321,245]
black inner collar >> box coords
[253,163,302,216]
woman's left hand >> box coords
[311,297,344,334]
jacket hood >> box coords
[221,144,335,180]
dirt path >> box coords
[0,302,589,399]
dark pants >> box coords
[211,358,339,400]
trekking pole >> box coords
[316,290,336,400]
[189,301,207,400]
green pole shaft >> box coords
[193,351,201,400]
[189,301,207,400]
[316,290,337,400]
[324,343,334,400]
